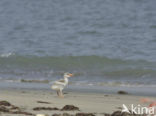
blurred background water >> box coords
[0,0,156,88]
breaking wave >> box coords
[0,54,156,86]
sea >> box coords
[0,0,156,95]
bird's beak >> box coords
[68,73,73,77]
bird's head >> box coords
[64,72,73,78]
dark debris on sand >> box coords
[52,113,95,116]
[0,101,11,106]
[75,113,95,116]
[37,101,51,104]
[33,107,59,111]
[52,113,74,116]
[101,113,111,116]
[111,111,146,116]
[117,91,128,95]
[51,110,147,116]
[0,100,34,115]
[0,106,10,112]
[9,105,21,110]
[11,111,34,115]
[61,105,80,111]
[33,105,80,111]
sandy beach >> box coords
[0,88,155,116]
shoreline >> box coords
[0,81,155,97]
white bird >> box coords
[51,72,73,98]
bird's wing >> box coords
[57,79,65,83]
[53,79,66,86]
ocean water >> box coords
[0,0,156,88]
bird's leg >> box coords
[56,90,59,96]
[59,90,64,98]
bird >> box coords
[51,72,73,98]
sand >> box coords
[0,88,155,116]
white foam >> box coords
[0,53,14,58]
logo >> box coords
[122,104,156,116]
[122,104,130,113]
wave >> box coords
[0,54,155,67]
[0,54,155,69]
[0,54,156,84]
